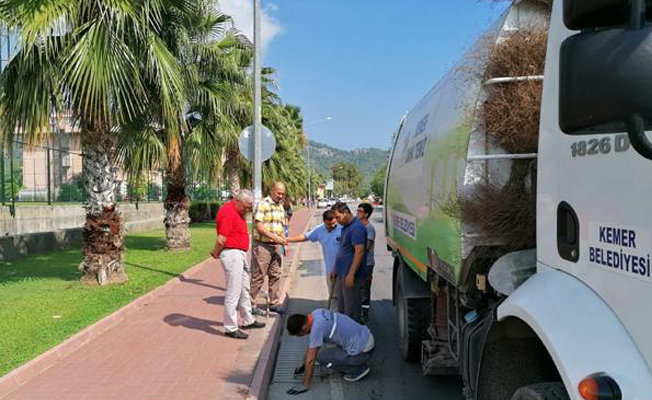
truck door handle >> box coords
[557,201,579,262]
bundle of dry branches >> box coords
[485,29,547,79]
[482,29,547,154]
[483,80,542,154]
[462,28,548,248]
[459,161,536,250]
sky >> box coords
[219,0,509,150]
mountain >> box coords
[306,141,389,184]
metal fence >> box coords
[0,137,232,216]
[0,138,165,210]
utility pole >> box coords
[307,143,311,205]
[253,0,262,202]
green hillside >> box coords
[306,141,389,184]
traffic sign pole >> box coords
[253,0,262,202]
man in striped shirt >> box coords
[250,182,288,315]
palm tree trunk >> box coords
[225,149,241,192]
[80,131,127,286]
[164,142,190,251]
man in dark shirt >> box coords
[331,202,367,323]
[211,190,265,339]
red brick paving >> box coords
[0,208,313,400]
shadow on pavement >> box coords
[299,259,323,278]
[125,263,227,291]
[125,261,180,277]
[179,275,225,291]
[203,295,225,305]
[163,313,223,334]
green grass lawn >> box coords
[0,223,216,376]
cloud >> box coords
[217,0,283,51]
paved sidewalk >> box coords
[0,208,312,400]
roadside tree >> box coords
[0,0,185,284]
[332,162,363,197]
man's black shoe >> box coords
[242,321,266,330]
[269,305,285,315]
[225,330,249,339]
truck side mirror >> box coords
[560,0,652,160]
[563,0,652,30]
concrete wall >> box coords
[0,203,164,261]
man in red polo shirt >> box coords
[211,189,265,339]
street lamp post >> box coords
[253,0,262,202]
[304,117,332,206]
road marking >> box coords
[328,371,345,400]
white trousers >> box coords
[220,249,256,332]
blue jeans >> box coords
[317,346,374,375]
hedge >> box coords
[189,202,223,223]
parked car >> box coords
[317,199,328,208]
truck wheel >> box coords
[510,383,569,400]
[396,268,428,362]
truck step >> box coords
[421,339,460,376]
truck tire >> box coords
[510,383,570,400]
[396,267,429,362]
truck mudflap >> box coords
[459,307,496,398]
[497,268,652,400]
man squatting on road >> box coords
[210,189,266,339]
[250,182,288,315]
[285,309,375,395]
[331,202,368,323]
[287,209,343,310]
[356,203,375,321]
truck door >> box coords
[538,0,652,372]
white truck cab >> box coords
[499,0,652,398]
[384,1,652,399]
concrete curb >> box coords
[0,256,215,398]
[245,208,316,400]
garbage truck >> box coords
[384,0,652,399]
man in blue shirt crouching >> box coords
[285,309,375,395]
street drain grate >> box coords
[272,336,328,383]
[272,337,308,383]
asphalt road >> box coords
[267,207,464,400]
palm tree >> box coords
[118,1,248,250]
[0,0,185,285]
